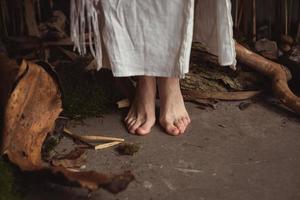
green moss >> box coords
[56,61,121,119]
[41,134,62,161]
[0,158,24,200]
[115,143,140,156]
[0,106,25,200]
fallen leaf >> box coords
[51,148,87,169]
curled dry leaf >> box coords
[51,148,87,169]
[0,54,134,192]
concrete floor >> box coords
[26,100,300,200]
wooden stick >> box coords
[24,0,40,37]
[183,90,262,101]
[296,22,300,43]
[77,135,124,143]
[288,0,293,34]
[284,0,288,35]
[63,129,95,148]
[117,99,130,109]
[95,141,122,150]
[235,0,239,28]
[252,0,256,42]
[63,128,124,143]
[237,0,244,29]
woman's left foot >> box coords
[158,77,191,136]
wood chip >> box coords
[78,135,125,143]
[95,141,122,150]
[117,99,130,109]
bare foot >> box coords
[158,77,191,136]
[124,76,156,135]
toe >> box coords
[185,116,191,124]
[183,117,191,127]
[129,120,143,134]
[127,119,137,134]
[125,117,135,126]
[126,118,136,128]
[160,119,180,136]
[136,119,155,135]
[174,119,186,134]
[166,124,180,136]
[124,116,129,122]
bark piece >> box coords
[183,90,261,101]
[1,60,62,170]
[0,56,134,192]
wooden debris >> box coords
[183,90,262,101]
[51,148,87,169]
[1,59,62,170]
[0,54,133,192]
[95,141,122,150]
[117,99,130,109]
[236,42,300,114]
[63,129,124,150]
[24,0,40,37]
[39,10,67,40]
[82,135,124,143]
[64,128,125,143]
[296,22,300,44]
[63,129,95,149]
[57,46,79,61]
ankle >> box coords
[157,77,181,99]
[157,77,179,85]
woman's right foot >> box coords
[124,76,156,135]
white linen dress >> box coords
[71,0,236,78]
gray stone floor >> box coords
[26,100,300,200]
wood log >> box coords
[236,42,300,114]
[24,0,40,37]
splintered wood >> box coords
[63,128,124,150]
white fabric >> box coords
[193,0,236,67]
[71,0,236,78]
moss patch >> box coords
[0,106,25,200]
[0,157,25,200]
[115,143,140,156]
[56,61,122,119]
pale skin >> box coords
[124,76,191,136]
